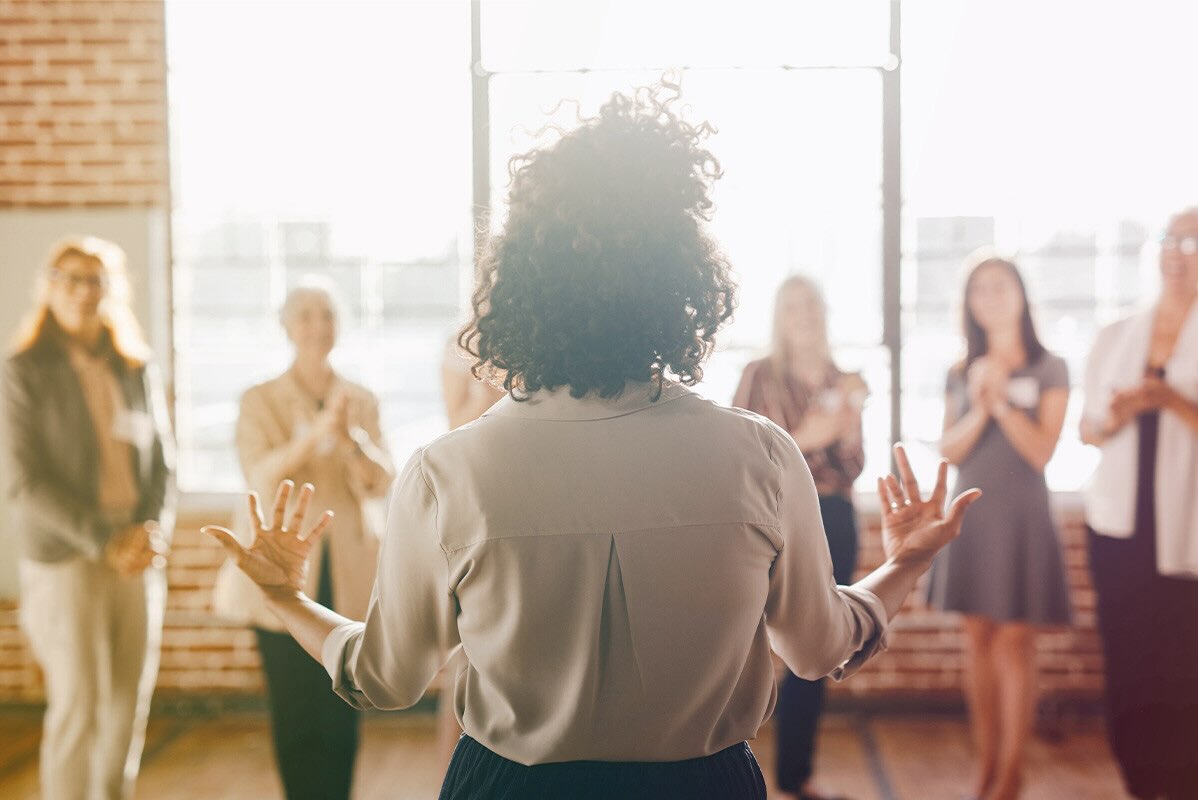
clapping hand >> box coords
[1109,378,1176,429]
[877,444,982,566]
[203,480,334,598]
[105,521,168,578]
[968,357,1009,416]
[313,391,351,442]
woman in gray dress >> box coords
[930,252,1072,800]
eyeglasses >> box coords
[50,270,109,291]
[1159,233,1198,256]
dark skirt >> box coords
[439,735,767,800]
[1088,400,1198,799]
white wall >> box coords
[0,208,170,600]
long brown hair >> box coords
[10,236,150,367]
[960,250,1045,373]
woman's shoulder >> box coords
[1030,349,1068,376]
[1092,310,1148,348]
[739,357,770,380]
[240,373,291,409]
[945,359,968,386]
[712,395,797,460]
[835,369,867,393]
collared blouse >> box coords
[320,382,888,765]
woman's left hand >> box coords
[1138,377,1178,411]
[203,480,334,597]
[877,444,982,566]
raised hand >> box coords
[877,443,982,565]
[203,480,334,597]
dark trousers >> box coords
[440,734,767,800]
[775,494,859,793]
[254,547,359,800]
[1087,406,1198,799]
[1089,527,1198,800]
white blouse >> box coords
[320,382,888,765]
[1082,302,1198,577]
[1082,306,1198,578]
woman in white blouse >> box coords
[203,83,979,799]
[1080,207,1198,800]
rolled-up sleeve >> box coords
[320,447,459,709]
[763,429,889,681]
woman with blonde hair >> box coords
[3,236,175,800]
[213,279,394,800]
[733,275,867,800]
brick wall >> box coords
[0,0,1107,709]
[0,508,1105,705]
[0,0,168,208]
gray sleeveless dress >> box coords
[927,353,1073,625]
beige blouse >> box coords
[213,371,393,630]
[320,382,888,765]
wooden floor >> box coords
[0,710,1127,799]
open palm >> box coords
[878,444,982,565]
[203,481,334,595]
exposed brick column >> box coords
[0,0,168,209]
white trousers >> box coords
[19,559,166,800]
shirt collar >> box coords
[487,380,693,421]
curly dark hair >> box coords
[459,79,737,400]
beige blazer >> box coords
[213,371,393,630]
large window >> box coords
[900,0,1198,490]
[168,0,1198,497]
[481,0,895,486]
[167,2,471,492]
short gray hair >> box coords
[278,276,342,328]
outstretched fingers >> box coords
[286,483,315,534]
[269,480,293,533]
[892,443,921,502]
[944,488,983,529]
[247,491,264,536]
[929,460,950,509]
[298,510,335,544]
[202,526,246,560]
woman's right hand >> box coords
[104,522,168,577]
[877,444,982,567]
[203,480,334,598]
[312,391,350,442]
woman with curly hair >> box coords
[204,82,980,799]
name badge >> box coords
[112,410,155,449]
[1006,376,1040,409]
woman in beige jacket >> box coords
[213,280,393,800]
